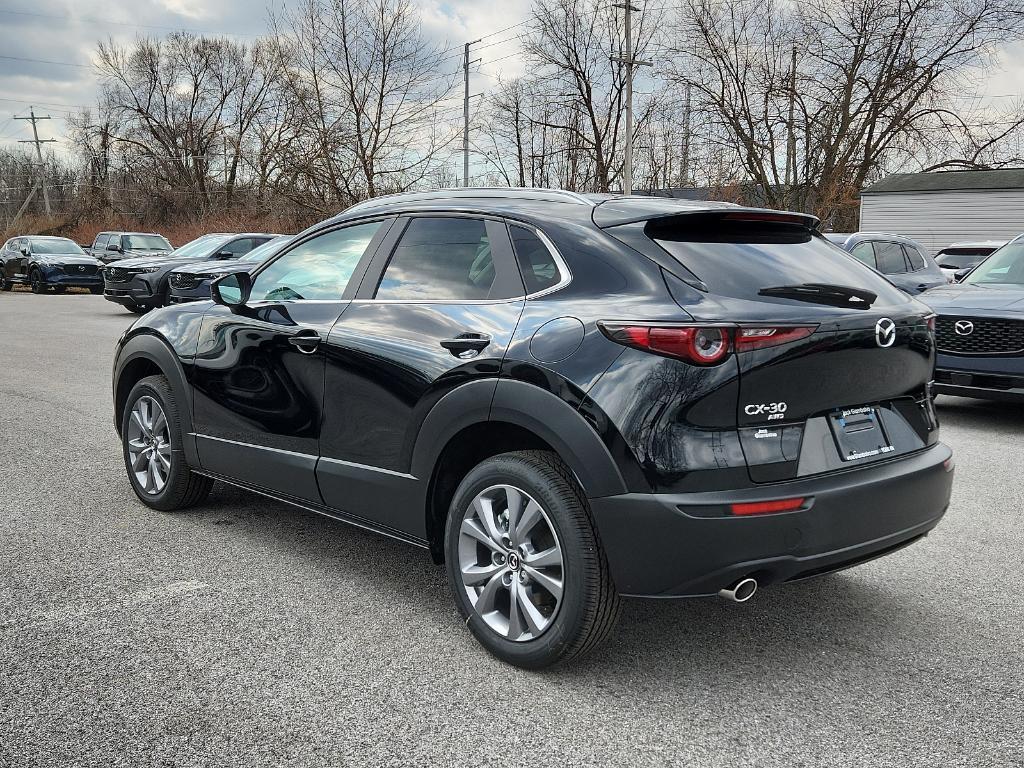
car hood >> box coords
[35,254,100,266]
[172,260,252,277]
[920,284,1024,314]
[115,255,207,270]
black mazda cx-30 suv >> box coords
[111,189,954,668]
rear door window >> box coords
[873,242,908,274]
[376,217,520,301]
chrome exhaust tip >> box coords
[718,577,758,603]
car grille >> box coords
[104,267,135,283]
[169,273,200,290]
[62,264,99,276]
[935,316,1024,354]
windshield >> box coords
[172,234,231,260]
[30,238,84,255]
[963,241,1024,285]
[123,234,171,251]
[240,235,293,262]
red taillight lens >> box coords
[734,325,815,351]
[730,497,806,516]
[600,322,816,363]
[601,324,730,365]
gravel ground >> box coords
[1,291,1022,767]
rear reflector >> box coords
[730,497,806,516]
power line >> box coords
[0,54,90,69]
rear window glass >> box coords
[648,217,898,301]
[936,252,985,268]
[510,225,561,293]
[904,245,926,271]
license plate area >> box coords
[829,406,895,462]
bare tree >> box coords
[666,0,1024,225]
[270,0,458,208]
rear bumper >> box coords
[589,443,954,597]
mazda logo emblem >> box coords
[954,320,974,336]
[78,265,85,271]
[875,318,896,348]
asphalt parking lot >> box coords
[1,291,1022,767]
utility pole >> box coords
[463,38,481,187]
[611,3,652,195]
[680,82,692,188]
[15,108,57,216]
[785,45,797,206]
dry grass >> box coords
[3,210,318,248]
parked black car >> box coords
[825,232,947,293]
[89,231,173,263]
[922,235,1024,401]
[167,235,293,304]
[0,236,104,293]
[104,233,278,313]
[112,189,953,668]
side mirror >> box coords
[20,247,29,256]
[953,268,973,283]
[211,271,252,307]
[106,243,122,252]
[214,251,234,260]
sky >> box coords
[0,0,534,154]
[1,0,1022,168]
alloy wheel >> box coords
[457,484,564,642]
[126,395,171,495]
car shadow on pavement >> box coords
[935,395,1024,432]
[174,481,946,681]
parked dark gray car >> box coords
[825,233,947,294]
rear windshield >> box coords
[935,251,990,268]
[648,216,902,301]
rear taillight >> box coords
[600,322,817,365]
[734,326,815,350]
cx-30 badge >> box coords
[954,320,974,336]
[875,318,896,348]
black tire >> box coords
[89,286,103,295]
[0,268,11,291]
[29,269,45,294]
[52,286,67,294]
[121,374,212,511]
[444,450,620,669]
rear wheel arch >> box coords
[416,378,627,561]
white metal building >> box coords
[859,169,1024,255]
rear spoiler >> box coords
[591,198,821,230]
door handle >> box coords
[288,332,322,354]
[440,333,491,358]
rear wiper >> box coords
[758,283,877,309]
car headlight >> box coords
[139,266,163,273]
